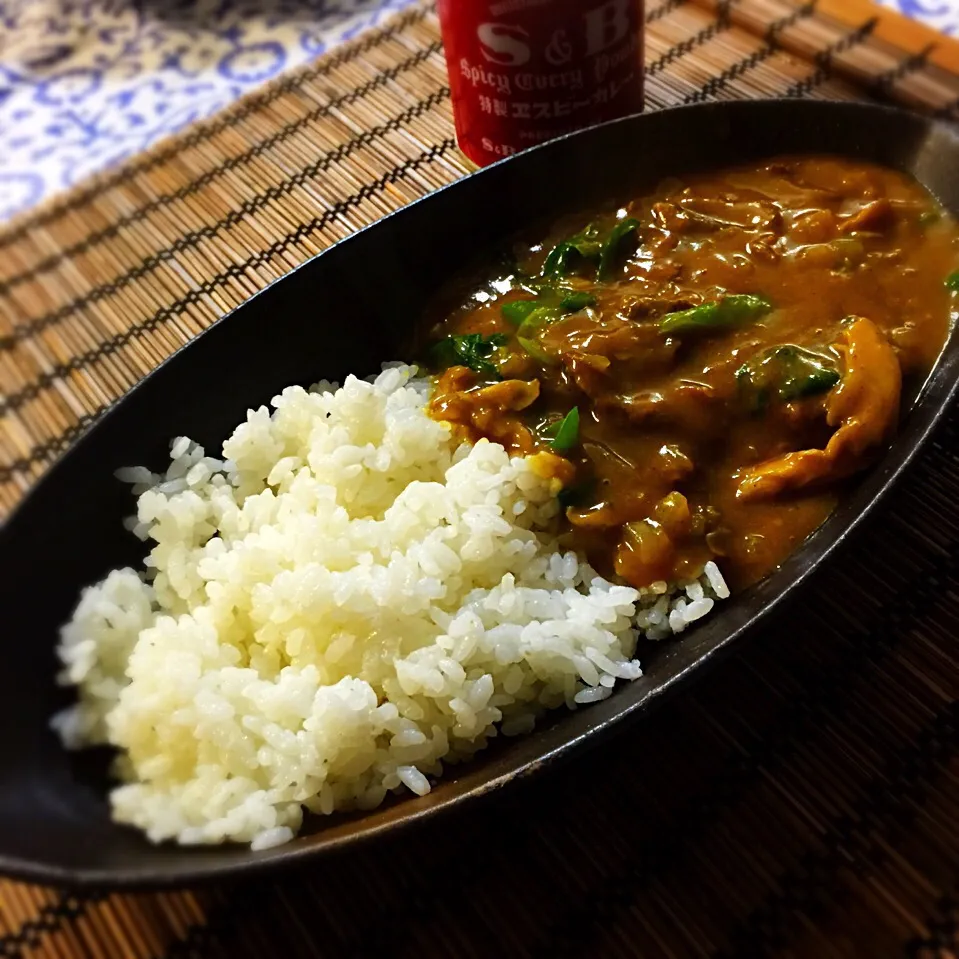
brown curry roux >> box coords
[423,156,957,591]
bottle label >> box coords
[438,0,645,166]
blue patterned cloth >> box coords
[0,0,955,221]
[0,0,416,220]
[879,0,959,36]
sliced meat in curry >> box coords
[419,155,957,593]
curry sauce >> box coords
[422,156,958,591]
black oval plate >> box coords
[2,99,959,888]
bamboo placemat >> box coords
[2,1,959,956]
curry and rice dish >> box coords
[54,156,958,850]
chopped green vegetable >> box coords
[501,299,540,325]
[946,271,959,292]
[504,286,597,362]
[517,305,563,339]
[598,217,641,281]
[502,289,594,326]
[737,344,840,412]
[517,335,554,365]
[831,237,865,271]
[431,333,508,377]
[565,225,604,259]
[542,218,640,280]
[790,365,840,399]
[919,210,941,227]
[542,223,603,277]
[547,407,580,452]
[541,244,573,277]
[559,290,597,311]
[659,294,773,335]
[790,238,864,271]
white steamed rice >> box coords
[52,363,727,850]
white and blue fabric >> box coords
[0,0,416,220]
[882,0,958,38]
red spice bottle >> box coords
[436,0,645,168]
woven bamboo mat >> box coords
[2,1,959,956]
